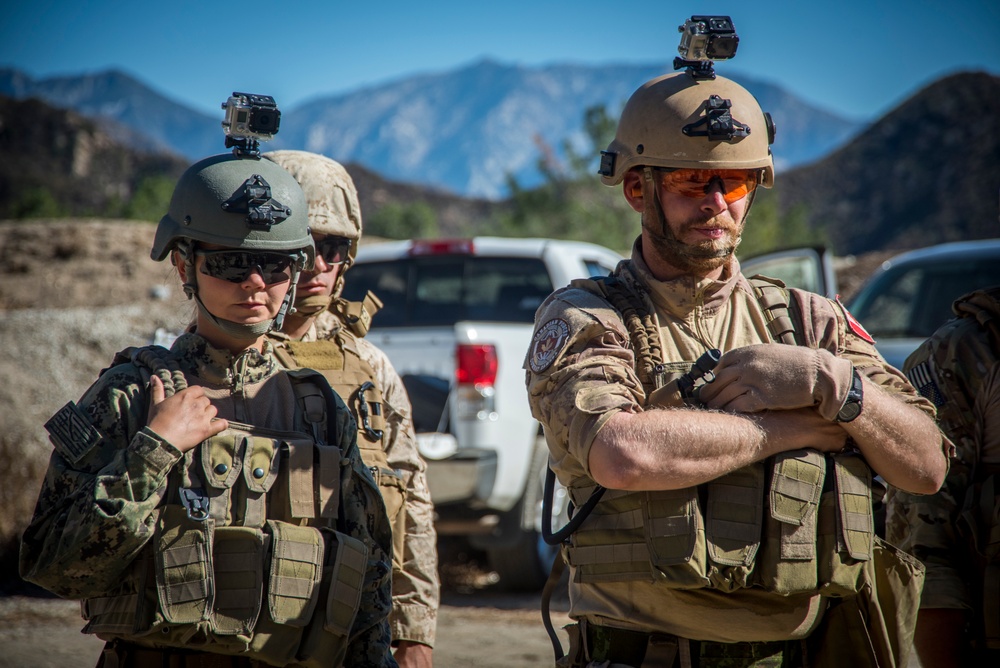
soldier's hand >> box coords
[755,408,849,456]
[698,344,853,421]
[393,641,433,668]
[146,375,228,452]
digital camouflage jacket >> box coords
[19,332,397,667]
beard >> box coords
[642,207,745,274]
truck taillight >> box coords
[409,239,475,256]
[456,344,498,386]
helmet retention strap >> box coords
[642,167,671,238]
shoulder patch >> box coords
[44,401,104,464]
[835,295,875,344]
[906,361,946,407]
[529,318,571,373]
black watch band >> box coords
[836,367,864,423]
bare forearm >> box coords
[842,378,947,494]
[589,408,768,490]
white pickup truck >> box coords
[342,237,623,589]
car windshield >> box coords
[342,256,554,327]
[848,258,1000,338]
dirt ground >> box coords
[0,588,572,668]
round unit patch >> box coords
[529,318,571,373]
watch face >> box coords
[838,401,862,422]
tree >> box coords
[123,175,176,222]
[497,104,636,252]
[367,201,440,240]
[10,187,66,219]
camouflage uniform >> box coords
[20,332,396,667]
[271,308,440,648]
[526,243,936,667]
[886,287,1000,659]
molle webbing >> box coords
[749,276,800,345]
[267,520,325,626]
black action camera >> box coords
[674,16,740,80]
[677,16,739,62]
[221,92,281,157]
[222,92,281,142]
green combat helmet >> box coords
[263,150,363,312]
[152,95,314,339]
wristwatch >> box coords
[836,366,864,423]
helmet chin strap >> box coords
[293,293,333,317]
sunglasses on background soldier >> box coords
[315,236,352,266]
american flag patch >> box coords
[907,362,946,407]
[44,401,103,464]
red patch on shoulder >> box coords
[835,295,875,343]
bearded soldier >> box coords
[262,150,439,668]
[525,17,948,668]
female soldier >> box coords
[19,151,396,668]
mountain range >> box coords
[778,71,1000,255]
[0,61,862,199]
[3,64,997,257]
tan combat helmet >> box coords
[152,152,313,338]
[263,150,365,312]
[263,150,363,268]
[599,72,775,188]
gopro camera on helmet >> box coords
[675,16,739,80]
[677,16,739,61]
[222,92,281,157]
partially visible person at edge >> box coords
[523,38,949,668]
[262,150,439,668]
[19,147,397,667]
[886,286,1000,668]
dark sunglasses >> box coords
[315,236,353,266]
[196,250,297,285]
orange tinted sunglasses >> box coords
[658,169,759,204]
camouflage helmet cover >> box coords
[601,72,775,187]
[263,150,362,264]
[151,153,314,267]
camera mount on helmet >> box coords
[674,15,739,81]
[221,92,282,158]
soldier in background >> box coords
[20,149,396,666]
[525,18,949,668]
[263,150,439,668]
[887,286,1000,667]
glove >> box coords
[697,344,854,421]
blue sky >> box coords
[2,0,998,121]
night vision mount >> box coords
[674,15,739,81]
[221,92,282,158]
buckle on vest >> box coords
[357,381,384,441]
[179,487,210,522]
